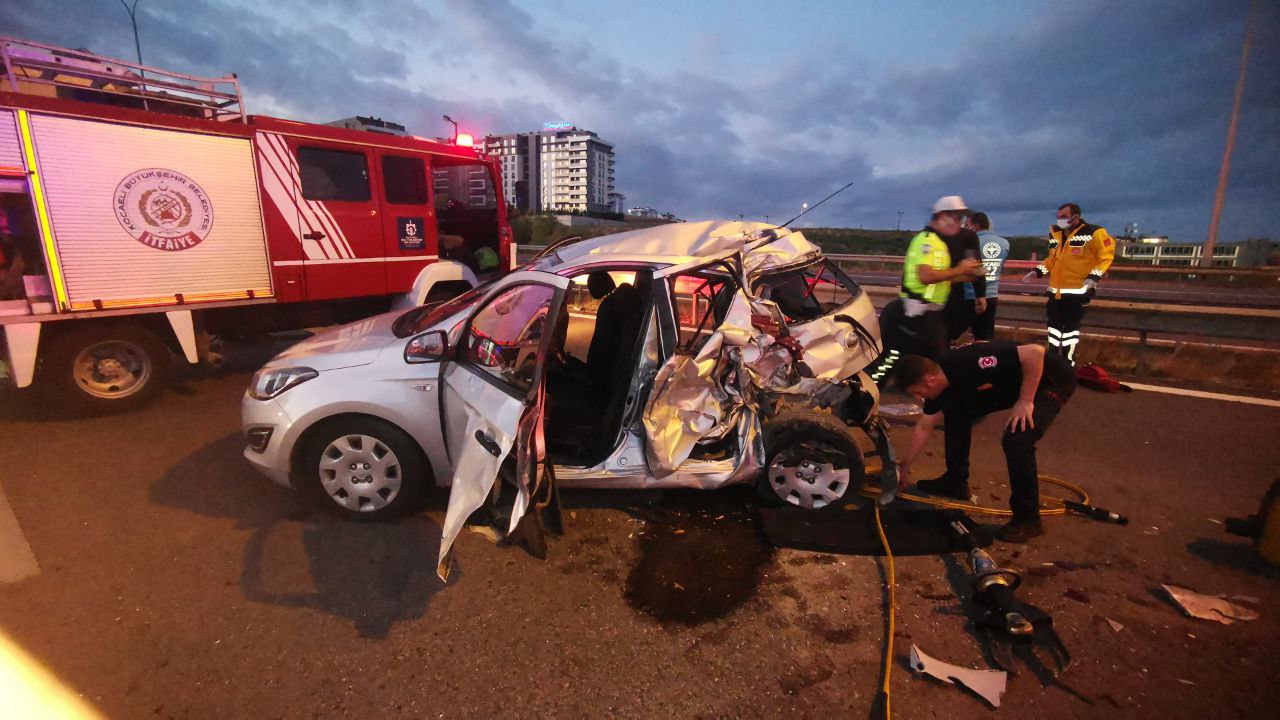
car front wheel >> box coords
[297,417,427,520]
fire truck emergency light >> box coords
[455,133,474,147]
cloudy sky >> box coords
[4,0,1276,240]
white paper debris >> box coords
[1161,584,1260,624]
[1106,618,1124,633]
[908,644,1007,708]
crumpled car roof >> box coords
[532,219,823,276]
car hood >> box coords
[265,310,402,372]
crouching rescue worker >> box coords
[893,341,1076,542]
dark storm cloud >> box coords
[869,0,1278,236]
[2,0,1274,239]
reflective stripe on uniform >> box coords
[901,231,951,305]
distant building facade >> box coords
[626,206,682,222]
[325,116,407,136]
[1118,235,1274,267]
[479,126,615,214]
[480,133,540,211]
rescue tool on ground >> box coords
[0,35,510,411]
[953,521,1070,676]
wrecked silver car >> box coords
[241,220,894,578]
[431,220,894,577]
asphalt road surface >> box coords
[1,344,1278,718]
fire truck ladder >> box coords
[0,35,246,122]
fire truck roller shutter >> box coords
[25,114,272,309]
[0,111,23,171]
[392,260,479,311]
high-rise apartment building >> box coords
[324,116,407,136]
[480,133,540,211]
[480,127,615,214]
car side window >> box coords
[464,284,556,392]
[298,147,370,202]
[668,264,738,354]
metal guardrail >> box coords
[826,253,1280,278]
[859,286,1280,343]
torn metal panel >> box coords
[435,402,518,581]
[642,292,756,476]
[909,644,1007,709]
[785,291,882,380]
[1161,584,1260,624]
[641,342,730,476]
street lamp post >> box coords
[120,0,143,66]
[442,115,458,142]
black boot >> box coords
[913,475,975,503]
[997,517,1045,543]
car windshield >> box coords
[391,285,487,338]
[753,257,862,323]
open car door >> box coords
[436,271,571,580]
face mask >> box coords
[1056,217,1073,229]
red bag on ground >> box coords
[1075,363,1132,393]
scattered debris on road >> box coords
[1161,584,1260,624]
[909,644,1007,708]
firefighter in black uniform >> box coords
[892,342,1077,543]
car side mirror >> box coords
[405,330,449,363]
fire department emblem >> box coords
[114,168,214,251]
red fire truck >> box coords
[0,36,512,411]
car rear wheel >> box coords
[297,417,427,520]
[760,412,864,510]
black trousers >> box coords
[972,297,998,341]
[946,296,1000,342]
[1046,295,1088,364]
[869,300,947,387]
[942,353,1076,521]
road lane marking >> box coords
[1125,382,1280,408]
[0,483,39,584]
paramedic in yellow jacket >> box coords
[1022,202,1115,364]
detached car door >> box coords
[436,271,571,579]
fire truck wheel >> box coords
[42,324,172,413]
[759,412,865,511]
[296,417,427,521]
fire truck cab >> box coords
[0,35,511,411]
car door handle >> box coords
[474,430,502,457]
[303,231,326,240]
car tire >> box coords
[296,416,427,521]
[40,322,172,414]
[760,411,865,510]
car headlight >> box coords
[248,366,318,400]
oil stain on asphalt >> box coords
[624,488,773,625]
